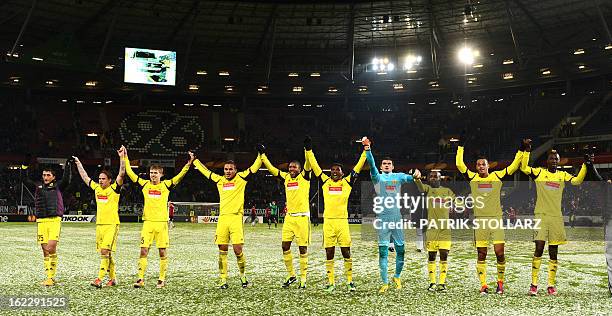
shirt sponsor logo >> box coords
[223,182,235,191]
[477,183,493,192]
[96,195,109,204]
[328,186,343,195]
[148,190,162,198]
[287,182,299,191]
[545,181,561,190]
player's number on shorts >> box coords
[140,237,145,245]
[37,235,43,242]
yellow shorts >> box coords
[534,216,567,245]
[96,224,119,252]
[37,216,61,245]
[474,217,505,248]
[282,215,310,246]
[426,229,451,252]
[140,221,169,249]
[323,218,351,248]
[215,214,244,245]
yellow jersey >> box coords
[261,154,311,214]
[194,155,262,216]
[306,150,366,219]
[125,157,191,222]
[456,146,523,217]
[415,180,455,222]
[89,181,121,224]
[521,152,586,217]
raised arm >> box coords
[414,177,429,193]
[455,146,476,179]
[116,147,126,185]
[585,153,604,181]
[363,137,380,182]
[508,151,524,175]
[261,153,287,179]
[58,158,73,191]
[520,151,534,176]
[345,150,367,185]
[567,163,587,186]
[193,159,223,182]
[122,147,148,186]
[304,149,329,182]
[496,139,530,178]
[352,150,367,175]
[518,139,542,179]
[168,152,194,185]
[303,136,325,179]
[237,153,263,179]
[301,150,312,178]
[72,156,91,185]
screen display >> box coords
[124,48,176,85]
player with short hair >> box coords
[415,170,456,292]
[456,139,525,295]
[520,140,588,296]
[73,148,125,288]
[123,146,194,289]
[31,160,73,286]
[361,137,419,293]
[304,136,367,292]
[261,147,312,289]
[193,148,262,289]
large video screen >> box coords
[124,48,176,85]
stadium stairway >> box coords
[530,91,612,162]
[575,91,612,135]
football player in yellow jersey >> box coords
[193,148,263,289]
[73,148,125,288]
[415,171,455,292]
[304,136,367,293]
[520,140,588,296]
[122,146,194,289]
[456,139,525,295]
[260,145,312,289]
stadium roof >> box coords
[1,0,611,94]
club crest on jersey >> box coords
[328,186,343,195]
[385,185,396,192]
[545,181,561,190]
[477,183,493,192]
[148,190,162,198]
[223,182,236,191]
[96,195,109,203]
[287,182,299,191]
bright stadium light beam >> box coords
[403,54,422,71]
[371,56,395,73]
[458,46,477,65]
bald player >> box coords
[260,145,312,289]
[305,136,367,293]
